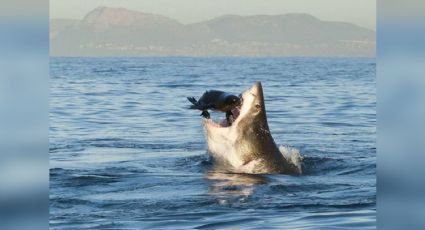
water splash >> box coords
[279,145,303,174]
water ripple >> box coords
[50,57,376,229]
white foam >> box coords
[279,145,303,174]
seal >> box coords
[203,82,302,175]
[187,90,240,124]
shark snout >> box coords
[249,81,264,98]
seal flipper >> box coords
[187,97,198,105]
[187,97,202,110]
[201,110,210,119]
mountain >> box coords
[50,7,375,57]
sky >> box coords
[50,0,376,30]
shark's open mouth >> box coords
[206,96,243,128]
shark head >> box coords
[204,82,268,130]
[203,82,299,174]
[236,81,270,132]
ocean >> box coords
[50,57,376,229]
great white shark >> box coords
[203,82,302,175]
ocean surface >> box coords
[50,57,376,229]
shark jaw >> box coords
[203,82,302,175]
[203,81,266,129]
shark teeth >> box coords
[205,118,222,128]
[207,106,241,128]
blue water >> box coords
[50,57,376,229]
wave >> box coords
[50,138,205,153]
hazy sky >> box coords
[50,0,376,30]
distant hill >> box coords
[50,7,375,57]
